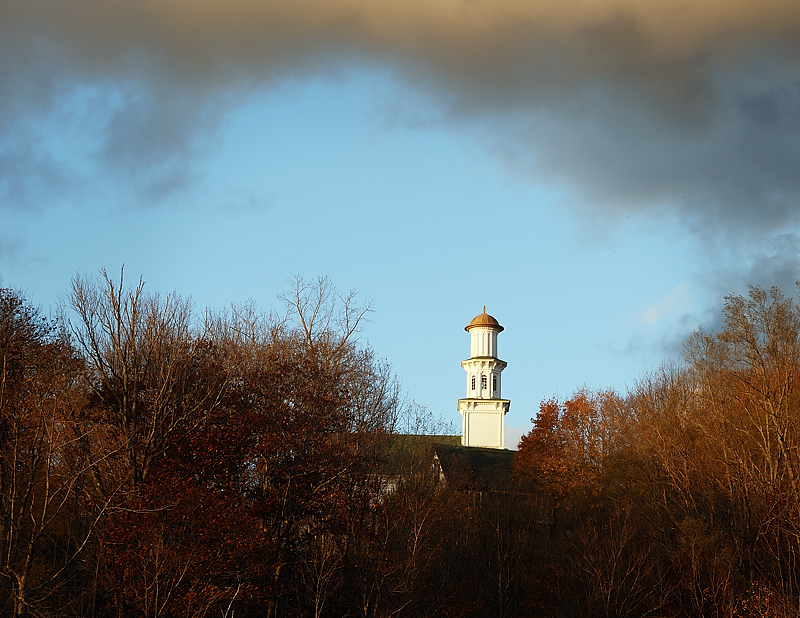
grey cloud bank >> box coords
[2,0,800,287]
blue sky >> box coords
[3,1,800,444]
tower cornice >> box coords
[461,358,507,371]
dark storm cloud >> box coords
[2,0,800,259]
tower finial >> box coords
[483,305,486,313]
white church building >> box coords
[458,308,510,449]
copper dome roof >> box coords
[465,307,504,332]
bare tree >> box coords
[69,267,225,489]
[278,275,373,363]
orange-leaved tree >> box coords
[514,390,619,501]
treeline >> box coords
[513,286,800,617]
[3,273,800,617]
[1,271,452,617]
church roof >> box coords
[433,444,516,491]
[465,307,504,332]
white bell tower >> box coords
[458,307,510,449]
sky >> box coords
[3,0,800,446]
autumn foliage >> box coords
[514,391,617,499]
[7,273,800,617]
[511,286,800,617]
